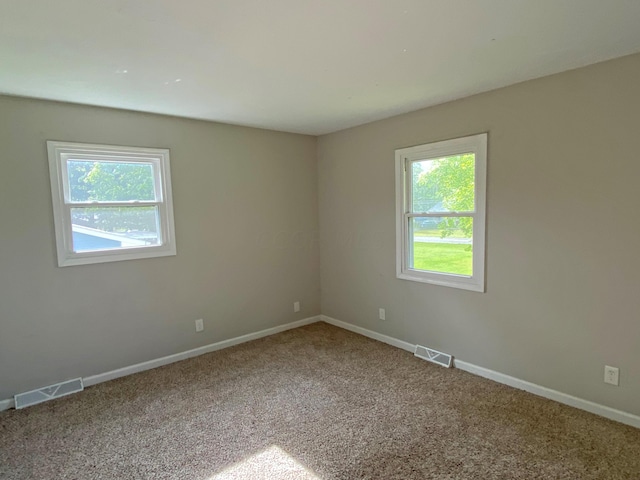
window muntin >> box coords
[396,134,486,292]
[47,142,176,266]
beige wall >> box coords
[318,53,640,416]
[2,54,639,417]
[0,97,320,399]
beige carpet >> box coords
[1,322,639,479]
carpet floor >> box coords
[1,322,639,479]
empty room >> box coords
[1,1,640,478]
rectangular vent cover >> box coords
[414,345,453,368]
[14,378,84,409]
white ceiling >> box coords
[2,1,640,135]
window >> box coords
[47,141,177,266]
[395,133,487,292]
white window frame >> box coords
[47,141,177,267]
[395,133,487,292]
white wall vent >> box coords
[414,345,453,368]
[14,378,84,409]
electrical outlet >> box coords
[604,365,619,386]
[195,318,204,332]
[379,308,386,321]
[293,301,300,313]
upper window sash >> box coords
[405,156,476,216]
[59,154,164,204]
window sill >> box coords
[396,270,484,292]
[57,245,177,267]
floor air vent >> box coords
[414,345,453,368]
[14,378,84,409]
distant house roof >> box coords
[72,224,148,250]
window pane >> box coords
[70,206,160,252]
[411,154,475,213]
[67,160,156,202]
[410,217,473,276]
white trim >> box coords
[3,314,638,429]
[0,398,15,412]
[320,315,414,352]
[454,360,640,429]
[320,315,640,429]
[83,316,320,387]
[0,316,320,411]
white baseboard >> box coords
[0,398,14,411]
[320,315,415,353]
[4,313,639,430]
[454,360,640,429]
[0,316,320,411]
[84,316,320,387]
[320,315,640,429]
